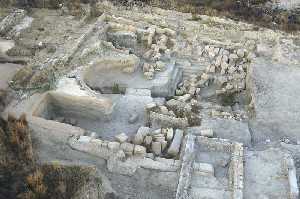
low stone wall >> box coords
[68,135,181,176]
[228,143,244,199]
[149,111,189,129]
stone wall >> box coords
[176,136,244,199]
[68,135,181,175]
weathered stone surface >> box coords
[248,58,300,143]
[244,148,291,199]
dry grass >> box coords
[26,169,47,194]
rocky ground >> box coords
[0,1,300,199]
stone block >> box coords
[134,145,147,157]
[167,129,183,157]
[115,133,128,143]
[152,141,162,155]
[120,142,134,156]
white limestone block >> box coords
[167,129,183,157]
[115,133,128,143]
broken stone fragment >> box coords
[134,145,146,157]
[115,133,129,143]
[151,141,162,155]
[133,126,150,145]
[167,129,183,157]
[120,142,134,156]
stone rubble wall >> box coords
[196,136,234,154]
[149,111,189,129]
[68,135,181,176]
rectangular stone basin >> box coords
[32,91,113,127]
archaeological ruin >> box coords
[0,0,300,199]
